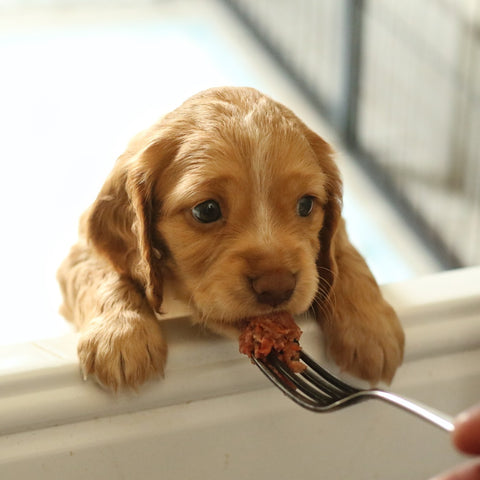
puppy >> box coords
[57,87,404,391]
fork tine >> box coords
[300,351,358,395]
[300,368,345,399]
[252,356,321,410]
[267,355,333,405]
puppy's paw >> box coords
[325,303,405,385]
[77,313,167,391]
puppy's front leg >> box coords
[57,244,167,391]
[318,219,405,385]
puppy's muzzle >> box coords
[250,269,296,307]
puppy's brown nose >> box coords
[251,269,296,307]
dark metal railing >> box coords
[223,0,480,269]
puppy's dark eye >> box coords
[297,196,314,217]
[192,200,222,223]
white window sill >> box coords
[1,267,479,479]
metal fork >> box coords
[252,351,454,432]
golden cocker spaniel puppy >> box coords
[57,87,404,391]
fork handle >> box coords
[364,390,454,432]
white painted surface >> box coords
[0,267,479,479]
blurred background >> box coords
[0,0,478,344]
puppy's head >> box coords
[88,87,342,332]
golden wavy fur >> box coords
[57,87,404,391]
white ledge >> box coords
[0,267,479,437]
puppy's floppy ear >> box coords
[87,129,177,313]
[301,128,343,307]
